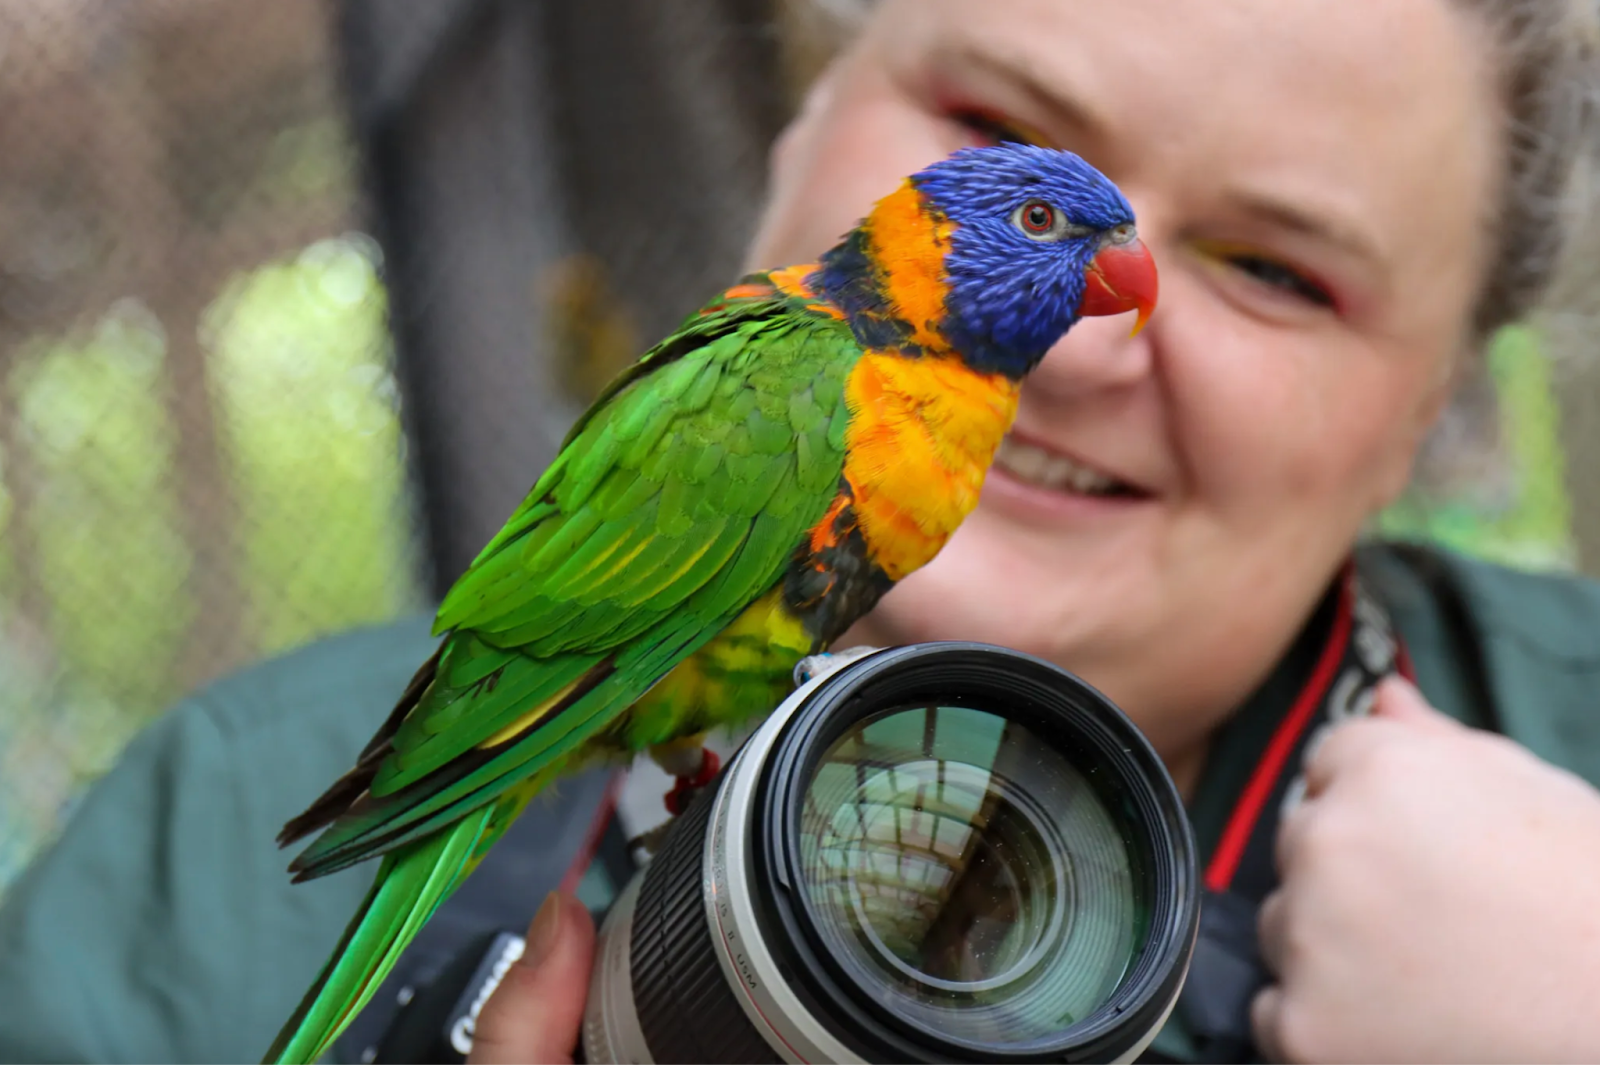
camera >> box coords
[583,642,1200,1063]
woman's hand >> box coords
[468,892,596,1065]
[1251,677,1600,1062]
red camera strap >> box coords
[1204,562,1415,893]
[1169,561,1413,1063]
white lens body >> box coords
[581,873,647,1064]
[583,662,846,1064]
[581,648,1184,1064]
[699,665,865,1063]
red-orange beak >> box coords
[1079,235,1158,336]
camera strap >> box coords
[1170,562,1412,1063]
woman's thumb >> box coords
[468,892,596,1065]
[1373,675,1458,732]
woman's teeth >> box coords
[995,437,1128,496]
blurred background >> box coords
[0,0,1588,894]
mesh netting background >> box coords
[0,0,1588,892]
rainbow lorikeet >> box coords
[265,143,1156,1063]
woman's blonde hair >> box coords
[1462,0,1600,346]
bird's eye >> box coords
[1011,199,1085,242]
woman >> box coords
[471,0,1600,1061]
[2,0,1598,1062]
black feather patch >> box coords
[812,230,923,356]
[783,478,895,648]
[276,646,443,848]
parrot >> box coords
[264,142,1157,1063]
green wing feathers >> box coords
[283,309,856,879]
[266,291,857,1062]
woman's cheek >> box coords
[1172,321,1340,511]
[1145,279,1290,502]
[1170,261,1428,513]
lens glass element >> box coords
[796,703,1148,1047]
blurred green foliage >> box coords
[10,305,195,712]
[1378,325,1575,571]
[206,235,417,654]
[0,236,420,890]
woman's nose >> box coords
[1029,309,1158,398]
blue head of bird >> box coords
[910,143,1158,378]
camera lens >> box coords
[794,704,1148,1048]
[583,643,1198,1065]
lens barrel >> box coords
[583,643,1199,1064]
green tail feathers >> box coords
[264,792,525,1064]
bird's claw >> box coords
[627,821,675,855]
[792,645,884,687]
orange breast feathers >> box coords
[842,352,1021,581]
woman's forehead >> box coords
[880,0,1501,285]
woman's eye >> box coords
[1226,253,1334,308]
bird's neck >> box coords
[811,181,962,360]
[810,183,1047,380]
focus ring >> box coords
[629,778,782,1065]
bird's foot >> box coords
[663,748,721,817]
[627,821,675,855]
[792,645,885,687]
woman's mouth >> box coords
[992,437,1148,499]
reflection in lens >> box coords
[797,704,1148,1047]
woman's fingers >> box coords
[468,892,597,1065]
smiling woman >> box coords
[751,0,1597,783]
[735,1,1600,1061]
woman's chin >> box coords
[856,472,1171,658]
[867,550,1098,655]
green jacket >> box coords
[2,543,1600,1063]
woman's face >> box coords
[746,0,1501,763]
